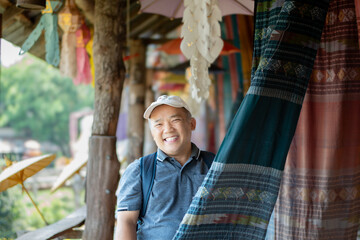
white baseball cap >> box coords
[143,95,191,119]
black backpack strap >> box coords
[139,152,157,219]
[200,151,215,169]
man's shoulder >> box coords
[122,158,141,176]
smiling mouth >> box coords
[164,136,178,142]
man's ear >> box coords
[190,118,196,131]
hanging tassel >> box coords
[85,28,95,87]
[19,0,62,66]
[74,22,92,85]
[58,0,82,79]
[181,0,223,102]
[44,14,60,66]
[60,32,78,79]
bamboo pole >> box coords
[21,183,48,225]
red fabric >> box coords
[216,57,226,142]
[355,0,360,47]
[74,23,92,85]
[224,16,239,101]
[272,0,360,239]
[156,38,240,55]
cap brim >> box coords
[143,103,191,119]
[143,103,163,119]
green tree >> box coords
[0,55,94,156]
[0,191,17,238]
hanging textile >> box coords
[173,0,330,239]
[266,0,360,239]
[355,0,360,47]
[19,0,62,66]
[215,15,254,134]
[74,22,92,85]
[85,28,95,87]
[58,0,82,79]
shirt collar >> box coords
[156,143,201,162]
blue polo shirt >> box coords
[116,143,211,240]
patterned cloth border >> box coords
[174,0,330,239]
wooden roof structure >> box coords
[0,0,183,60]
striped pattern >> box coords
[175,163,282,240]
[215,15,253,142]
[251,0,329,104]
[173,0,330,239]
[267,0,360,239]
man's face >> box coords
[149,105,196,158]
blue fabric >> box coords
[116,143,214,240]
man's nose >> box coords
[163,122,174,132]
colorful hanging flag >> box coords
[85,28,95,87]
[19,0,63,66]
[74,22,92,85]
[58,0,82,79]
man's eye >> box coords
[155,123,162,127]
[173,118,181,122]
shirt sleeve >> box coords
[116,159,142,213]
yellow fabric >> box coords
[86,28,95,87]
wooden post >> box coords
[126,39,146,163]
[82,0,125,239]
[143,87,156,155]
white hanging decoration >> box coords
[181,0,223,102]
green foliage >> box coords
[20,188,84,230]
[0,56,94,156]
[0,191,17,238]
[0,161,25,239]
[0,185,84,237]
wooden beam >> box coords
[141,37,179,45]
[127,0,141,20]
[137,17,169,38]
[3,5,24,28]
[53,229,83,239]
[155,18,182,36]
[83,0,125,238]
[16,206,86,240]
[75,0,95,24]
[14,13,32,26]
[126,39,146,163]
[130,14,160,38]
[2,18,21,36]
[0,0,11,9]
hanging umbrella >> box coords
[157,38,241,55]
[0,154,56,225]
[139,0,254,19]
[51,157,87,193]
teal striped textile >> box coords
[173,0,330,239]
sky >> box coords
[1,39,24,67]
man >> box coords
[115,95,215,240]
